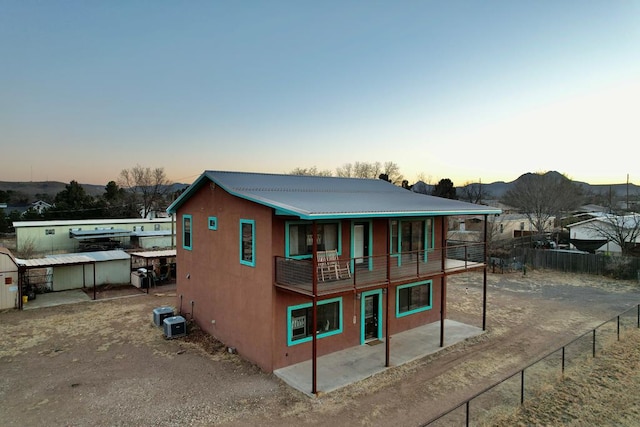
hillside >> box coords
[1,172,637,204]
[0,181,104,201]
[462,171,638,199]
[0,181,187,204]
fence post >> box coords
[617,315,620,341]
[465,401,470,427]
[561,346,565,374]
[592,329,596,358]
[520,370,525,405]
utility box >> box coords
[163,315,187,339]
[153,306,174,327]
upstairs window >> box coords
[286,222,340,258]
[398,218,433,254]
[183,215,192,250]
[390,220,399,254]
[240,219,255,267]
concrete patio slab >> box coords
[274,319,483,396]
[22,289,91,310]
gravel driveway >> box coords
[1,270,639,426]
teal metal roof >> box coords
[167,171,501,220]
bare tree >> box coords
[335,163,354,178]
[501,172,584,233]
[336,161,403,183]
[290,166,333,176]
[381,161,404,185]
[119,165,171,218]
[585,214,640,256]
[459,180,489,204]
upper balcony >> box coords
[274,242,486,296]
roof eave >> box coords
[288,209,502,221]
[166,172,212,214]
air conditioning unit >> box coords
[153,306,175,327]
[163,315,187,339]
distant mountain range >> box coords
[459,171,638,199]
[0,181,189,204]
[0,171,637,204]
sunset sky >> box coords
[1,1,639,186]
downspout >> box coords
[385,218,391,368]
[171,213,175,249]
[440,216,446,347]
[312,221,318,395]
[483,214,488,331]
[93,262,97,301]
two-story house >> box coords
[167,171,501,393]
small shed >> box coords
[0,248,20,309]
[130,249,176,284]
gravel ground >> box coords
[1,269,639,426]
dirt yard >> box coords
[1,269,640,426]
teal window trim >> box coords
[427,217,435,251]
[396,280,433,318]
[208,216,218,230]
[182,214,192,251]
[360,289,383,345]
[284,220,342,259]
[287,297,343,346]
[395,218,434,266]
[350,220,373,272]
[239,219,255,267]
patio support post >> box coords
[385,219,391,367]
[482,214,488,331]
[311,221,318,395]
[440,277,445,347]
[440,217,447,347]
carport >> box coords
[16,255,97,310]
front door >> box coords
[353,222,370,266]
[361,290,382,343]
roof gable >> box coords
[167,171,501,220]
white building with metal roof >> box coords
[13,218,175,256]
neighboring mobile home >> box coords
[13,218,175,256]
[167,171,500,391]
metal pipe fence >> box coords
[423,303,640,426]
[508,248,640,280]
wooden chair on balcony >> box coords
[317,249,351,281]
